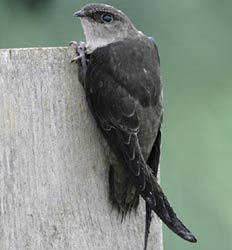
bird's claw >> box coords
[69,41,88,67]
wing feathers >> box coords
[85,42,196,245]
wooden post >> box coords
[0,47,163,250]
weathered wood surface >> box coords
[0,47,163,250]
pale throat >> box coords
[85,36,117,53]
[80,19,139,53]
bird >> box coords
[70,3,197,249]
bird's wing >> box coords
[86,70,149,193]
[85,43,196,243]
[140,38,161,250]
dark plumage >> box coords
[72,3,197,249]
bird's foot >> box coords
[69,41,88,67]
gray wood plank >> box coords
[0,47,163,250]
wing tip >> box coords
[184,233,197,243]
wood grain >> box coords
[0,47,163,250]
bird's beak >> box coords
[73,10,85,18]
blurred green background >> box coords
[0,0,231,249]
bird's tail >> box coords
[109,164,140,219]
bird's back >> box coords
[86,37,163,158]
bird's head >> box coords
[74,3,141,52]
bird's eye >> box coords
[101,13,114,23]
